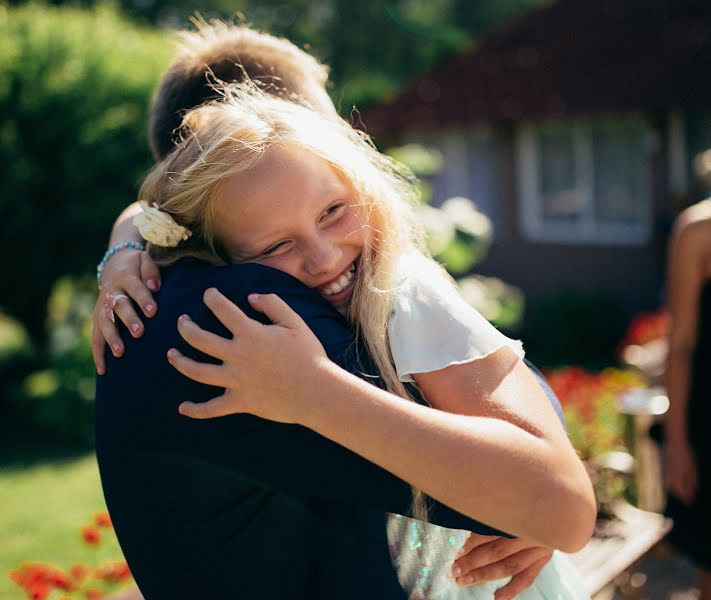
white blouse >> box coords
[384,254,590,600]
[388,253,524,383]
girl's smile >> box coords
[213,145,366,314]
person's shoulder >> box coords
[159,258,342,329]
[671,201,711,258]
[394,252,456,295]
[163,257,289,287]
[673,199,711,236]
[161,258,315,299]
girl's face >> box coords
[213,145,367,315]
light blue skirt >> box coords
[387,514,590,600]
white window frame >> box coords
[516,117,653,245]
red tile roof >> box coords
[363,0,711,135]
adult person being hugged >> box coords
[94,21,594,600]
[120,81,593,599]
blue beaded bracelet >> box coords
[96,241,146,288]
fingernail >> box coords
[147,279,158,291]
[179,314,191,322]
[131,323,140,333]
[452,566,462,577]
[167,349,176,359]
[461,575,474,585]
[112,344,121,354]
[248,293,260,302]
[146,303,155,313]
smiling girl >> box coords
[134,84,594,599]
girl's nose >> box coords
[305,237,342,276]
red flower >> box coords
[620,309,669,348]
[9,562,74,599]
[48,570,72,590]
[30,585,49,600]
[81,525,101,545]
[95,560,132,583]
[70,563,91,584]
[11,512,134,600]
[93,511,113,528]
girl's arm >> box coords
[108,201,145,247]
[664,210,709,504]
[171,289,596,553]
[92,202,161,374]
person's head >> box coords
[149,18,338,161]
[693,148,711,190]
[139,83,425,401]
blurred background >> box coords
[1,0,710,598]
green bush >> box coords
[0,3,173,339]
[523,291,624,369]
[11,275,98,445]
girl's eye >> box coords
[321,203,345,221]
[262,241,290,257]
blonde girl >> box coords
[133,84,595,599]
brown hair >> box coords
[149,18,337,160]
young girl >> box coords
[128,83,594,599]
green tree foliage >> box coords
[46,0,545,111]
[10,276,98,445]
[0,3,173,338]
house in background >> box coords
[364,0,711,322]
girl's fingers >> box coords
[124,275,156,319]
[203,288,253,334]
[111,295,144,339]
[247,293,302,328]
[167,348,230,388]
[179,393,242,420]
[98,303,124,357]
[494,556,550,600]
[139,251,161,292]
[453,536,527,575]
[455,533,499,559]
[177,314,232,360]
[92,316,106,375]
[456,547,550,587]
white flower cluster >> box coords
[133,201,192,247]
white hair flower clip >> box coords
[133,201,192,247]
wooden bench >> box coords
[565,500,672,597]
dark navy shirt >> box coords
[95,259,563,599]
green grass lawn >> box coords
[0,438,127,598]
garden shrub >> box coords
[11,275,98,445]
[523,291,624,369]
[0,3,173,340]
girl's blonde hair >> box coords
[140,83,431,517]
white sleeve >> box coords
[388,263,525,383]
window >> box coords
[422,128,502,234]
[517,117,653,244]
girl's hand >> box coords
[172,289,328,424]
[664,438,699,506]
[451,534,553,600]
[92,249,161,374]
